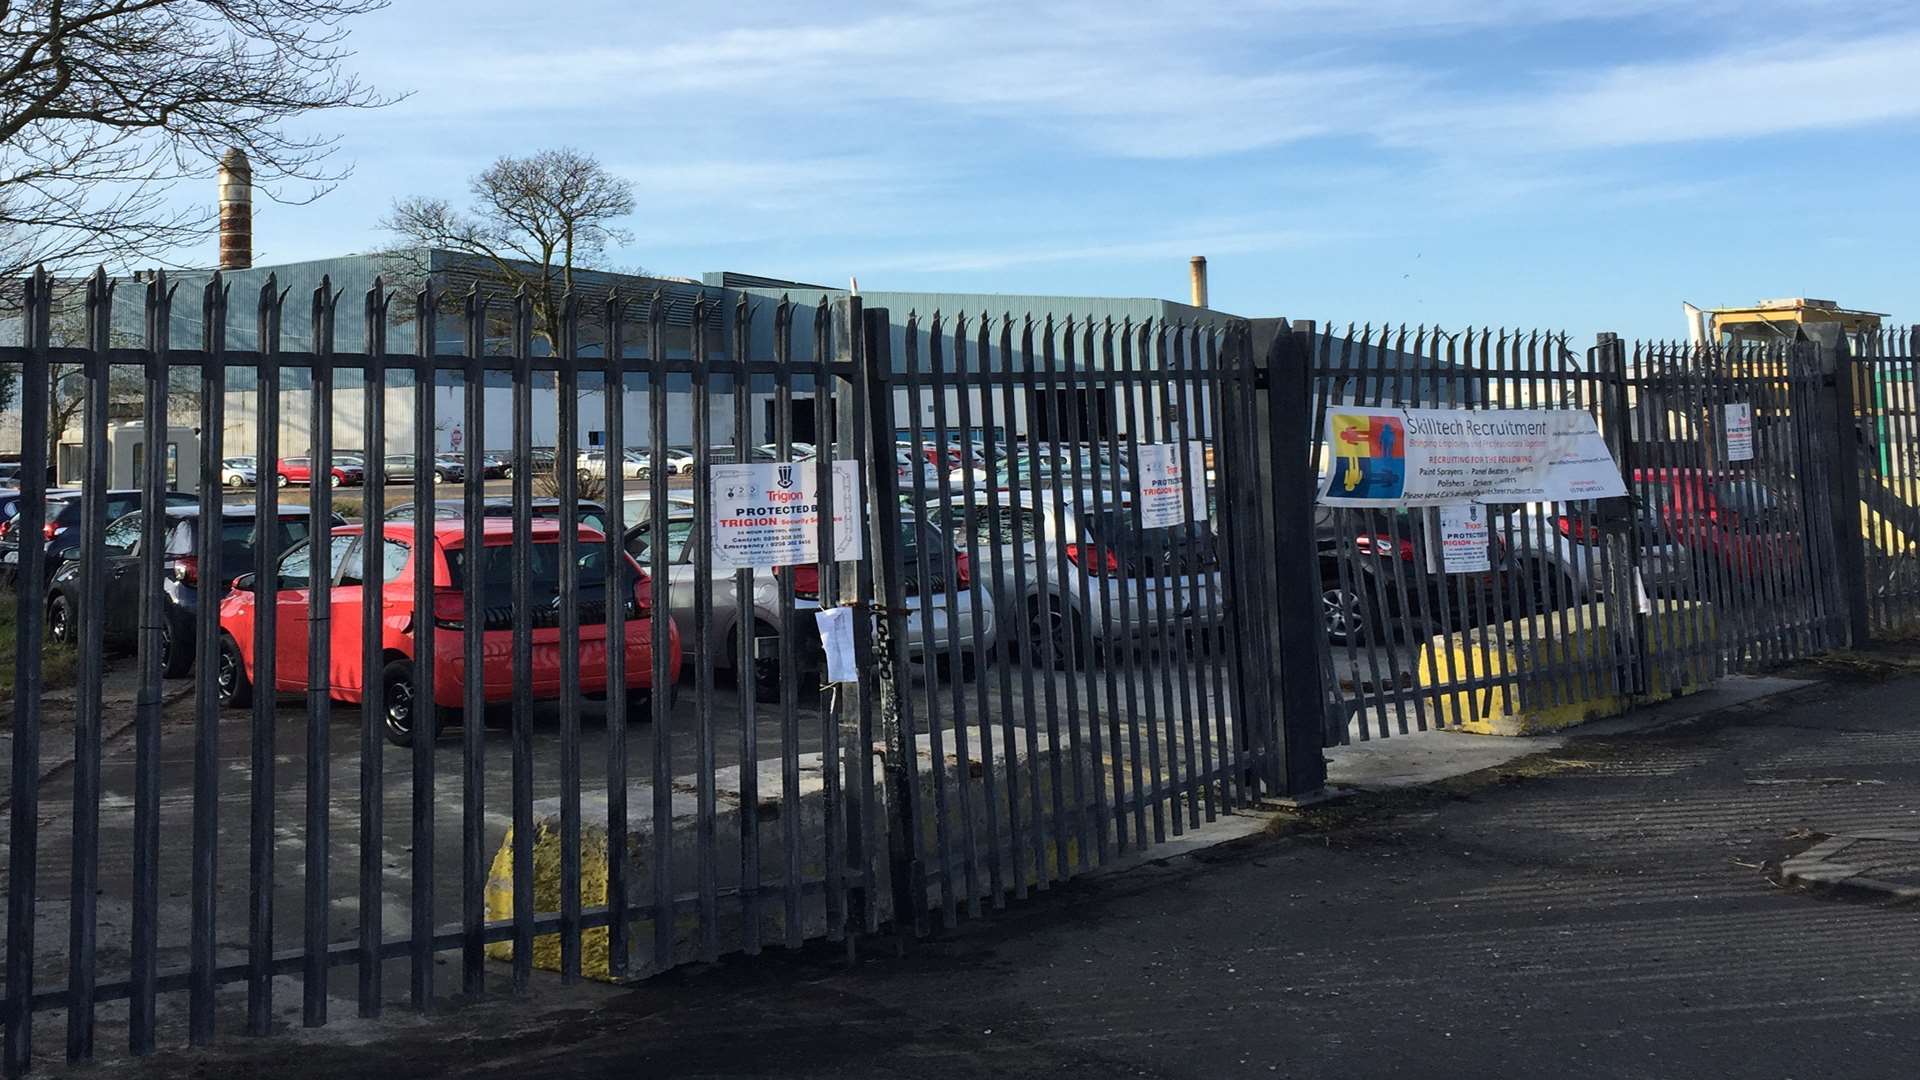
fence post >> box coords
[856,307,925,937]
[1819,333,1872,647]
[1595,332,1649,696]
[1249,318,1330,798]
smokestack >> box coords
[1188,255,1208,308]
[217,147,252,271]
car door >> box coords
[97,511,146,642]
[270,539,316,691]
[327,535,371,697]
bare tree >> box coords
[0,0,393,284]
[382,148,636,350]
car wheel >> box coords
[46,592,75,646]
[1322,579,1370,645]
[276,473,289,488]
[217,633,252,708]
[159,619,193,678]
[739,623,783,703]
[1025,596,1080,669]
[381,658,438,748]
[226,473,245,489]
[627,678,676,722]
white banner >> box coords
[1136,441,1208,528]
[709,460,863,570]
[1724,402,1754,462]
[1320,406,1626,508]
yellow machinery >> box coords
[1682,297,1885,347]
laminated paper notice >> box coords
[709,459,862,570]
[1433,504,1491,574]
[1724,403,1754,462]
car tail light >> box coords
[168,555,199,585]
[1065,543,1120,576]
[632,566,654,614]
[954,551,971,589]
[43,521,58,541]
[432,588,465,630]
[0,520,11,540]
[1354,533,1415,561]
[1554,515,1597,544]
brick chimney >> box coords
[217,148,252,270]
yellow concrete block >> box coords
[1417,602,1716,736]
[484,819,615,981]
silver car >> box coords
[624,509,995,699]
[925,490,1221,665]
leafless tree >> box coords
[0,0,393,285]
[382,148,637,350]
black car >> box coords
[0,487,196,586]
[383,497,610,536]
[45,503,342,675]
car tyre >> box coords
[159,619,193,678]
[1025,596,1080,669]
[1322,577,1371,645]
[380,658,439,748]
[276,473,289,488]
[46,592,75,647]
[216,633,252,708]
[226,473,246,489]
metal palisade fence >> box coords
[0,271,1319,1072]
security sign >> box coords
[709,459,863,570]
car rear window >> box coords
[164,516,314,558]
[445,540,614,593]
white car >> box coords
[629,448,695,479]
[221,457,257,488]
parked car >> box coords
[626,448,699,480]
[1314,507,1508,644]
[384,497,612,537]
[221,456,258,488]
[623,508,992,700]
[0,463,22,484]
[382,454,464,483]
[1,488,197,586]
[43,503,341,675]
[277,456,363,488]
[755,442,817,462]
[924,491,1212,664]
[477,453,511,479]
[215,517,680,746]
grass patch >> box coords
[0,588,79,698]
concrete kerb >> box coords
[1776,830,1920,905]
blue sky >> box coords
[228,0,1920,343]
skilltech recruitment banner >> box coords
[1320,406,1626,508]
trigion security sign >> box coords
[1322,406,1626,507]
[709,460,862,570]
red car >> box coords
[276,456,363,488]
[1634,467,1800,583]
[215,518,680,746]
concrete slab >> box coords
[1326,674,1816,791]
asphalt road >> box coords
[71,656,1920,1079]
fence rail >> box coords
[3,268,1918,1073]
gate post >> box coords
[1595,332,1649,696]
[1249,319,1330,798]
[855,307,926,937]
[1817,334,1872,647]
